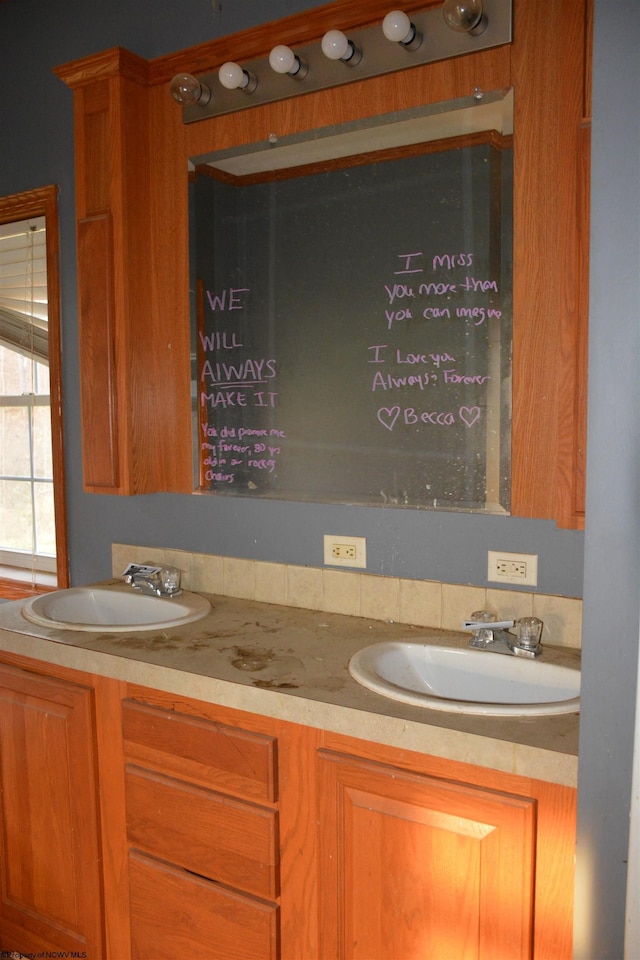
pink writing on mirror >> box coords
[206,287,249,312]
[392,251,475,275]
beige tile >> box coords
[223,557,255,600]
[191,552,224,594]
[111,543,134,577]
[360,574,399,623]
[486,588,534,624]
[399,579,442,627]
[323,570,360,616]
[112,543,158,577]
[533,594,583,649]
[138,546,166,567]
[255,561,288,606]
[287,565,323,611]
[441,583,487,631]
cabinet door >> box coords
[318,750,536,960]
[55,52,193,496]
[0,664,103,957]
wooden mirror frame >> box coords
[55,0,591,529]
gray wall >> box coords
[1,0,638,951]
[574,1,640,956]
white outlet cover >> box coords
[323,534,367,569]
[487,549,538,586]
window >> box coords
[0,216,56,575]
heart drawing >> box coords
[377,406,401,431]
[459,406,481,427]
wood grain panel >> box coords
[125,764,279,899]
[571,120,590,524]
[128,851,279,960]
[93,675,132,960]
[510,0,589,525]
[122,698,277,802]
[58,51,194,495]
[317,749,535,960]
[77,214,120,490]
[0,578,54,600]
[0,665,103,958]
[530,777,577,960]
[76,84,110,215]
[319,728,576,959]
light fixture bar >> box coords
[176,0,511,124]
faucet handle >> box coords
[515,617,543,653]
[159,566,182,596]
[462,611,513,649]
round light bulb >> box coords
[442,0,485,33]
[269,44,299,75]
[382,10,413,44]
[218,61,248,90]
[321,29,351,61]
[169,72,211,106]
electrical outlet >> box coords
[332,543,356,560]
[487,550,538,586]
[324,535,367,569]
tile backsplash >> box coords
[112,544,582,649]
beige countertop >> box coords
[0,583,580,787]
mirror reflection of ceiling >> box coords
[193,89,513,178]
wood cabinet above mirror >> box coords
[55,0,591,529]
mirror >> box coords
[189,90,513,513]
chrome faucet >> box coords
[121,563,182,598]
[462,611,543,658]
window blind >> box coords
[0,216,48,364]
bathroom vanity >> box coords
[0,592,578,959]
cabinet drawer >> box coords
[125,765,278,900]
[122,699,277,802]
[129,851,279,960]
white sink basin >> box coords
[349,641,580,716]
[21,583,211,633]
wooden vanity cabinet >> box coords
[0,661,104,958]
[117,688,576,960]
[0,652,576,959]
[121,698,280,960]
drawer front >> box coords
[122,699,277,802]
[125,765,278,900]
[129,851,279,960]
